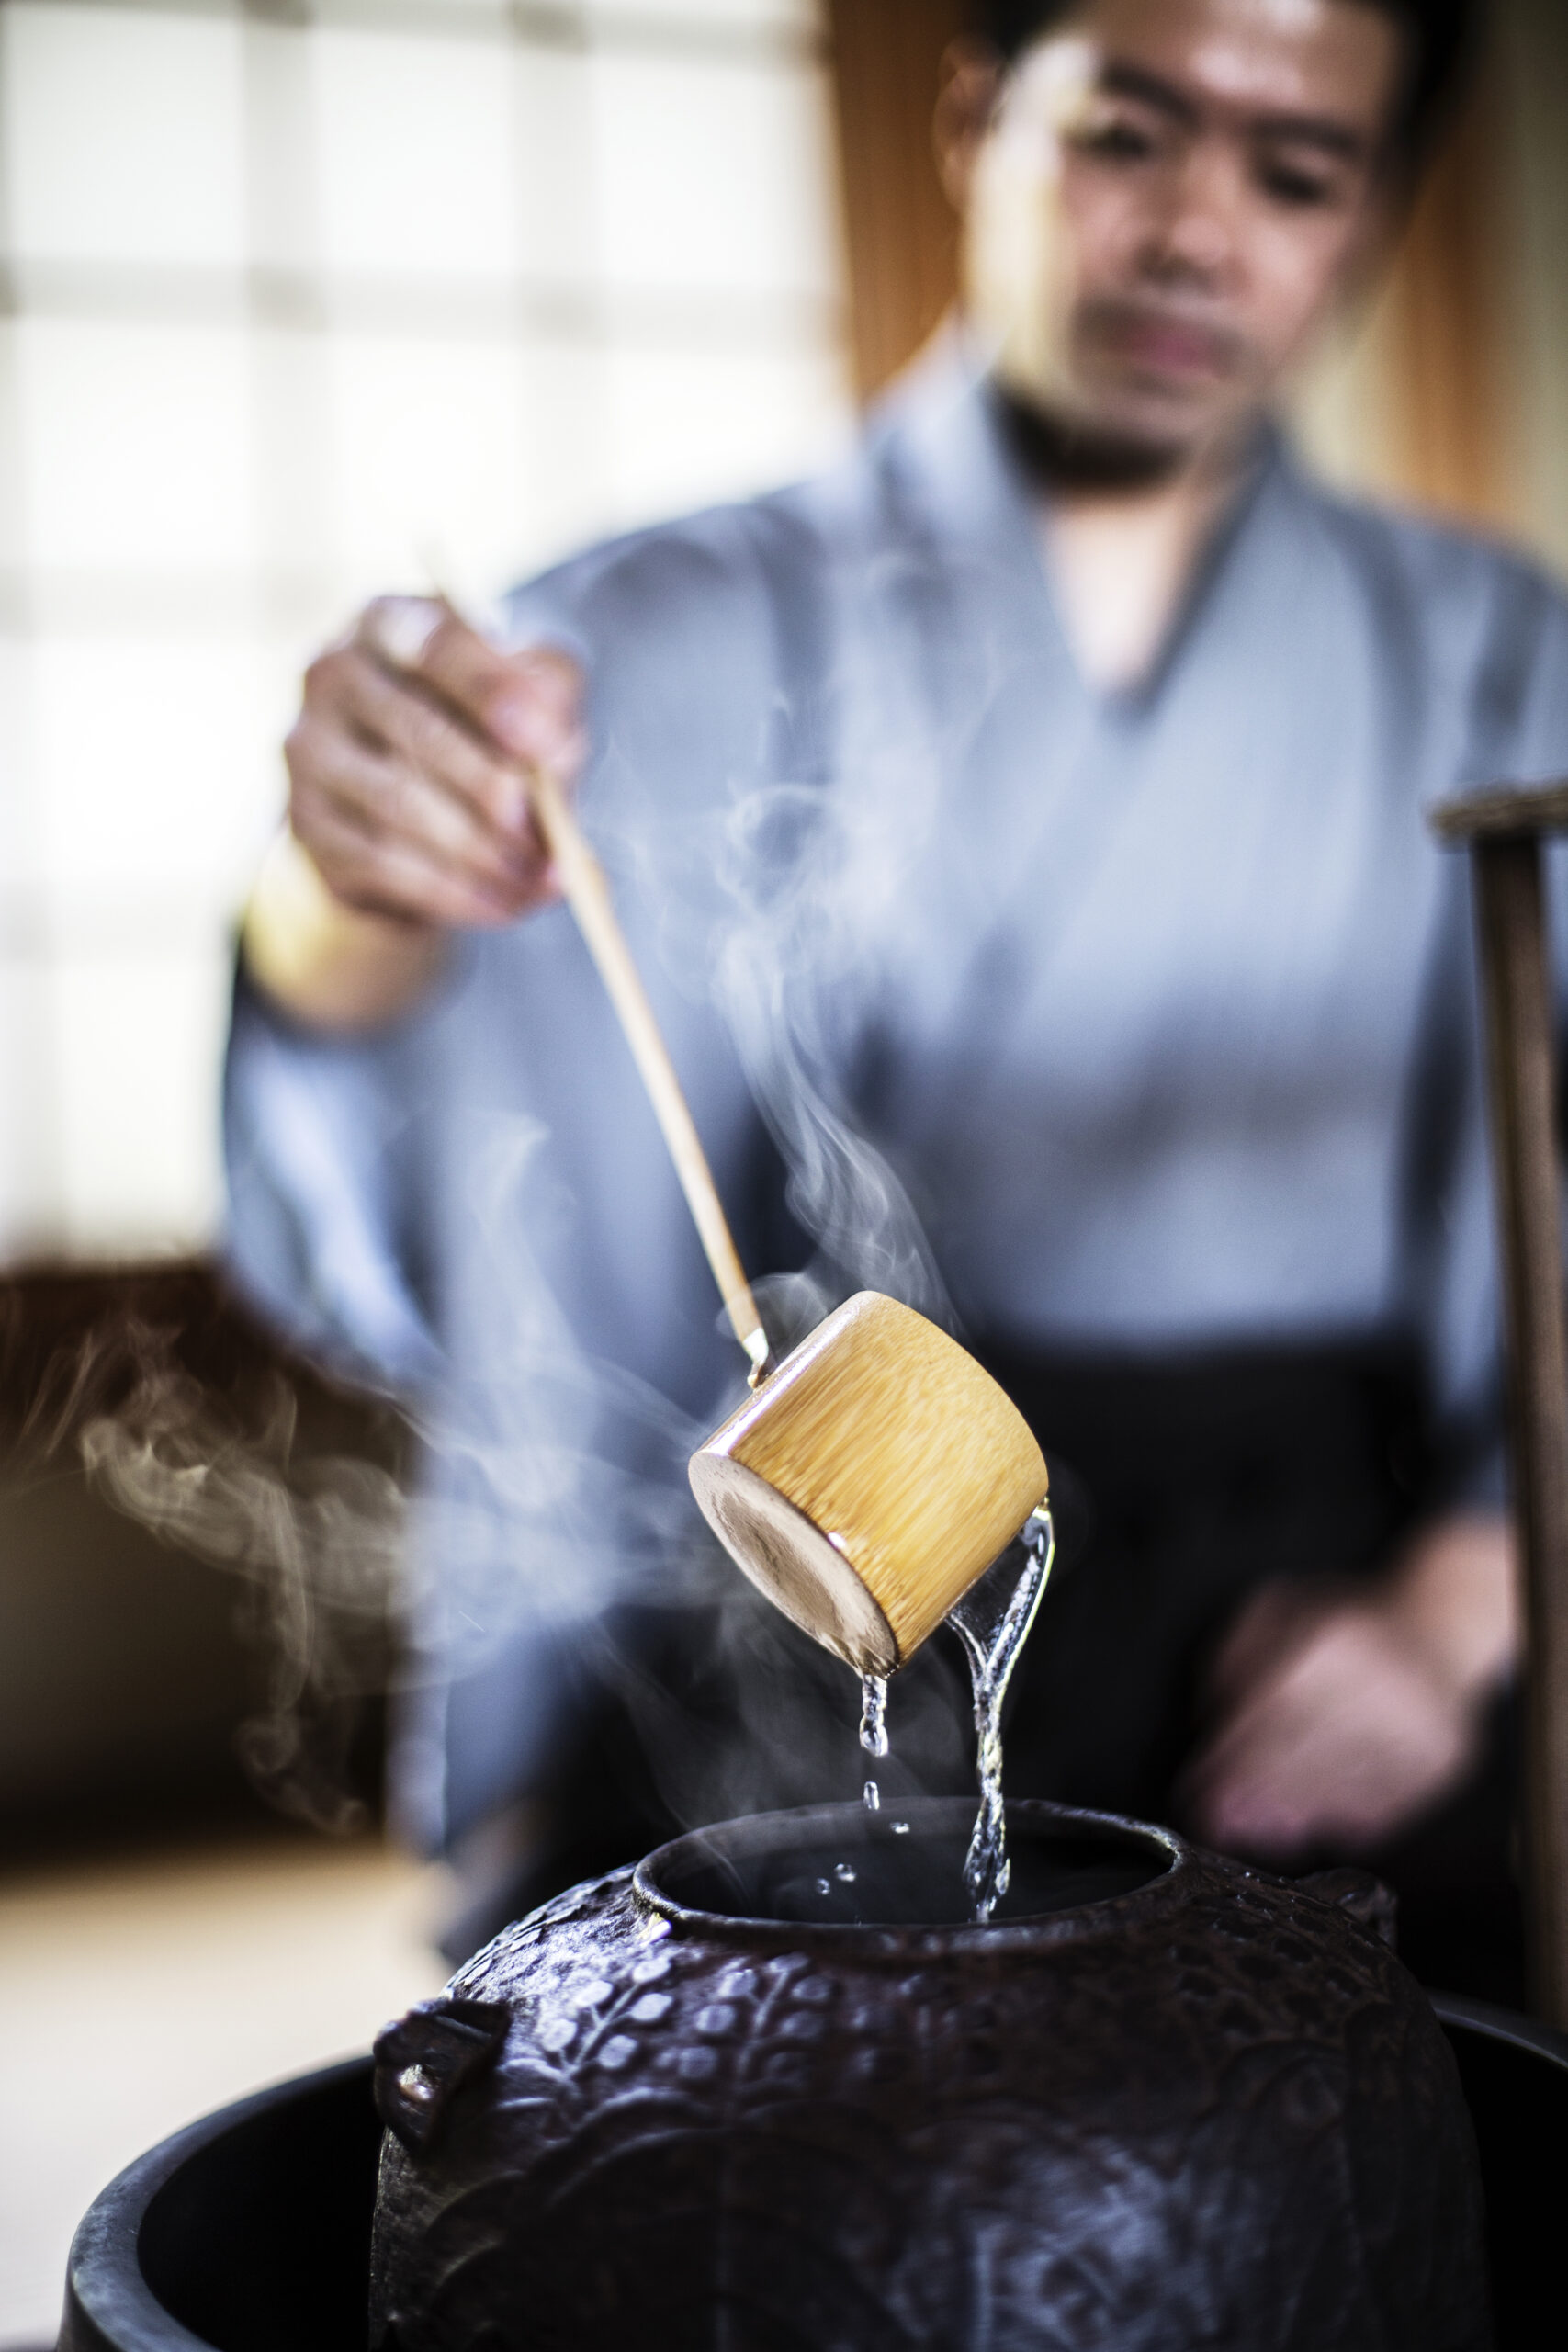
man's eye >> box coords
[1076,119,1157,164]
[1258,161,1339,208]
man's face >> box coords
[959,0,1404,459]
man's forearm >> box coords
[1187,1508,1518,1858]
[241,828,449,1035]
[1387,1510,1517,1704]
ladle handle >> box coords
[525,760,771,1381]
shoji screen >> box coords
[0,0,851,1259]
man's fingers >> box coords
[288,723,557,917]
[293,604,582,934]
[301,795,536,932]
[356,597,583,774]
[296,646,562,878]
[1185,1611,1478,1857]
[330,650,539,843]
[325,744,546,899]
[481,644,585,771]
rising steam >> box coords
[18,1305,406,1830]
[55,567,976,1848]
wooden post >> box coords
[1433,783,1568,2025]
[822,0,965,401]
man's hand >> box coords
[287,597,583,930]
[245,598,584,1033]
[1183,1513,1517,1862]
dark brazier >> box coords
[370,1798,1491,2351]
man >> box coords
[231,0,1560,1988]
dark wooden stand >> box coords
[1433,784,1568,2025]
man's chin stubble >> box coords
[993,384,1210,492]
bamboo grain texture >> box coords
[692,1293,1048,1673]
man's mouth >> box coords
[1078,301,1246,388]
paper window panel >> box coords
[584,0,821,30]
[512,46,598,288]
[325,334,529,597]
[0,0,850,1261]
[16,322,256,575]
[2,5,247,269]
[509,341,617,581]
[248,330,337,590]
[0,958,62,1259]
[54,945,231,1255]
[312,29,521,283]
[0,638,43,902]
[0,324,25,572]
[31,639,278,905]
[590,50,841,301]
[604,341,850,524]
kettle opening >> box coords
[635,1797,1175,1930]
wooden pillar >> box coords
[823,0,966,401]
[1435,785,1568,2026]
[1379,59,1515,532]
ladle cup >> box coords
[689,1290,1048,1675]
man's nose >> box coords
[1138,138,1247,289]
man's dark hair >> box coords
[973,1,1480,175]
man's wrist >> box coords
[1380,1512,1517,1707]
[242,827,448,1034]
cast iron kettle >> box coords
[369,1797,1491,2351]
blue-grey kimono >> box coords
[224,344,1568,1873]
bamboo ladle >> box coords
[521,756,773,1385]
[493,661,1048,1679]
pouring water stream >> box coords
[948,1505,1055,1921]
[854,1505,1055,1921]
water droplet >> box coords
[891,1820,911,1836]
[863,1779,881,1812]
[815,1877,831,1897]
[834,1861,856,1882]
[859,1673,889,1759]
